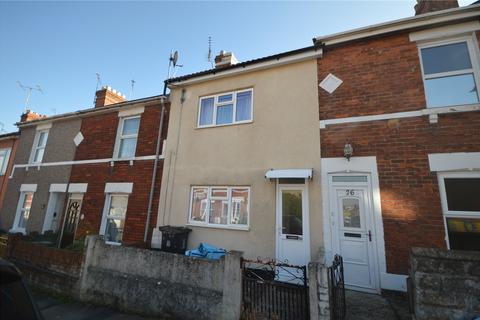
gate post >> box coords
[221,250,243,320]
[308,261,331,320]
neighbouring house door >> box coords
[276,184,310,282]
[329,175,379,293]
[42,193,65,233]
[59,194,83,248]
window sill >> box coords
[105,241,122,246]
[196,120,253,130]
[111,157,135,162]
[186,223,250,232]
[9,228,26,235]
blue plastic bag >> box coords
[185,242,226,260]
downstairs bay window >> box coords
[189,186,250,230]
[439,173,480,251]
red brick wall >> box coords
[0,136,18,213]
[318,31,480,274]
[70,102,169,246]
[319,32,425,120]
[6,235,84,294]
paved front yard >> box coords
[34,293,160,320]
[346,290,411,320]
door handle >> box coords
[367,230,372,242]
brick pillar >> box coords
[95,86,126,107]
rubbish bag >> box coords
[185,242,226,260]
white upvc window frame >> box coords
[29,129,49,164]
[417,34,480,108]
[0,147,12,175]
[100,193,130,245]
[188,186,250,230]
[12,191,35,234]
[113,115,141,160]
[197,88,254,128]
[437,171,480,250]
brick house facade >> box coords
[71,101,169,246]
[0,132,19,216]
[316,3,480,292]
[1,85,169,249]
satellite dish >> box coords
[173,51,178,67]
[170,51,179,67]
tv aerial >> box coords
[130,79,136,100]
[17,81,43,113]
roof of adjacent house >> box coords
[165,46,321,85]
[313,3,480,46]
[16,94,168,128]
[0,131,20,141]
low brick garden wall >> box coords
[5,235,84,296]
[410,247,480,320]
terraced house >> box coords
[0,86,169,248]
[154,0,480,296]
[316,0,480,293]
[1,0,478,305]
[0,131,19,213]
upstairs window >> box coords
[198,89,253,127]
[30,129,49,164]
[0,148,11,175]
[114,116,140,159]
[419,37,480,108]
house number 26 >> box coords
[345,190,355,196]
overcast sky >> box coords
[0,0,474,132]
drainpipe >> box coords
[144,95,166,243]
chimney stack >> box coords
[95,86,126,108]
[414,0,458,15]
[214,50,238,68]
[20,110,47,123]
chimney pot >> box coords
[414,0,458,15]
[20,110,47,123]
[214,50,238,68]
[95,85,126,108]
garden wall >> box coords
[410,247,480,320]
[79,236,242,320]
[5,235,84,296]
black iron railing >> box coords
[241,258,309,320]
[328,255,346,320]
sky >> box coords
[0,0,474,132]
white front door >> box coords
[42,192,65,233]
[276,184,310,277]
[329,175,379,293]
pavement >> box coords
[34,293,161,320]
[33,288,411,320]
[345,289,412,320]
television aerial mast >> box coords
[17,81,43,113]
[130,80,136,100]
[207,36,213,68]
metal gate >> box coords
[241,258,309,320]
[328,255,346,320]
